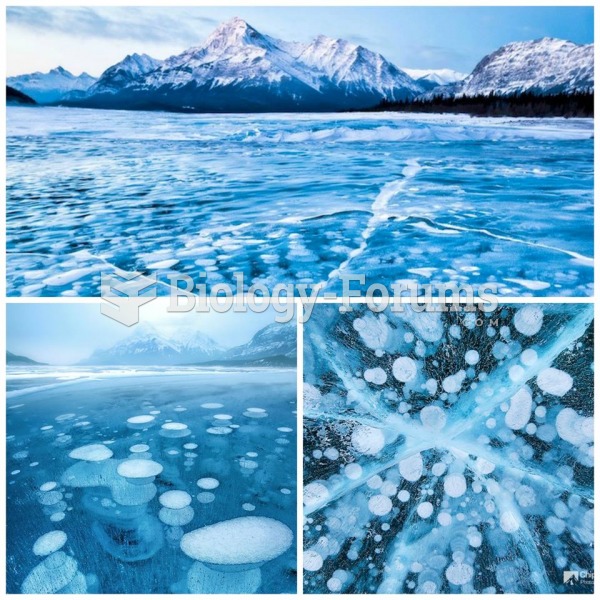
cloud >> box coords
[7,7,218,46]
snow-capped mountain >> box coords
[423,38,593,99]
[81,323,224,366]
[7,66,96,103]
[82,53,162,96]
[62,17,422,111]
[402,68,467,91]
[225,321,296,363]
[80,320,295,366]
[296,35,422,100]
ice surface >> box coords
[181,516,293,564]
[303,303,593,594]
[6,108,593,297]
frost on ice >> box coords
[303,304,593,594]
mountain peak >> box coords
[205,17,261,48]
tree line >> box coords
[366,90,593,118]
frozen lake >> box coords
[6,368,297,594]
[6,107,593,297]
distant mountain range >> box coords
[7,18,594,112]
[423,37,593,99]
[80,321,296,367]
[6,350,46,365]
[7,66,96,103]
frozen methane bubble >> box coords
[40,482,57,492]
[159,490,192,509]
[117,459,163,480]
[181,517,293,566]
[368,495,393,516]
[68,444,113,462]
[207,427,233,435]
[513,306,543,336]
[465,350,480,365]
[127,415,155,425]
[364,367,387,385]
[33,531,67,556]
[444,473,467,498]
[304,549,324,571]
[536,368,573,397]
[420,406,447,431]
[417,502,433,519]
[446,561,474,585]
[130,444,150,453]
[505,388,533,430]
[197,478,219,490]
[392,357,417,382]
[201,403,223,409]
[303,482,329,508]
[197,492,215,504]
[351,425,385,455]
[399,453,423,482]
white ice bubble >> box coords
[368,495,393,516]
[399,453,423,482]
[40,482,57,492]
[129,444,150,453]
[303,482,329,508]
[162,422,188,430]
[69,444,113,462]
[201,403,223,409]
[196,492,216,504]
[444,473,467,498]
[159,490,192,509]
[324,447,339,461]
[351,425,385,455]
[446,561,474,585]
[33,530,67,556]
[442,371,465,394]
[420,406,447,431]
[500,511,520,533]
[505,387,532,430]
[117,459,163,479]
[344,463,363,480]
[397,490,410,502]
[364,367,387,385]
[417,502,433,519]
[513,306,543,336]
[392,357,417,383]
[304,549,324,572]
[438,512,452,526]
[127,415,155,424]
[207,427,233,435]
[197,478,220,490]
[465,350,480,365]
[520,348,538,366]
[242,503,255,511]
[181,516,293,565]
[537,368,573,397]
[184,443,199,450]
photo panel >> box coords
[303,302,593,594]
[6,302,297,594]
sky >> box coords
[6,6,594,77]
[7,301,287,365]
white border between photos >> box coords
[1,0,598,598]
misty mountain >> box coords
[8,66,97,103]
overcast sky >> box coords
[7,6,594,77]
[7,301,287,365]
